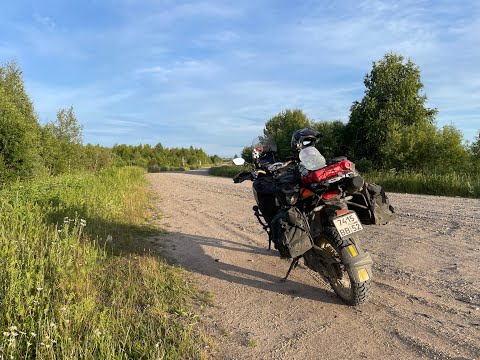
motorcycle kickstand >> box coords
[281,256,301,282]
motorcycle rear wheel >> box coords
[315,227,372,306]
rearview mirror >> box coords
[233,158,245,166]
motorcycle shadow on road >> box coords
[162,232,342,305]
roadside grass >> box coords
[208,165,241,178]
[364,171,480,198]
[0,167,210,359]
[208,165,480,198]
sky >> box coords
[1,0,479,156]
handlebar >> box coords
[233,171,253,183]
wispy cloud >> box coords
[33,13,56,30]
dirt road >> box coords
[147,171,480,360]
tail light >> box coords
[322,189,340,200]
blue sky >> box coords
[1,0,479,156]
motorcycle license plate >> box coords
[333,212,363,238]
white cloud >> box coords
[33,13,56,30]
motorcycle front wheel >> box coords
[314,227,372,306]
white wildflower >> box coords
[9,326,17,331]
[30,332,36,337]
[80,219,87,227]
[36,287,43,292]
[106,235,113,242]
[3,332,9,336]
[93,328,102,337]
[49,322,56,328]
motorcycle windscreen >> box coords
[299,147,326,171]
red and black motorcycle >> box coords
[234,133,394,305]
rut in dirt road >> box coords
[147,172,480,360]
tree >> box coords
[265,109,312,159]
[0,61,43,182]
[312,120,347,159]
[471,130,480,158]
[346,53,438,167]
[48,106,83,144]
[43,106,84,173]
[469,130,480,172]
[240,146,253,163]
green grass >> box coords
[0,167,210,359]
[208,165,243,178]
[364,170,480,198]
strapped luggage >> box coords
[271,206,313,258]
[348,182,396,225]
[252,175,278,224]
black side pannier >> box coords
[271,207,313,258]
[253,175,278,224]
[348,183,396,225]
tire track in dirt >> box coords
[147,172,480,360]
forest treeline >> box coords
[242,53,480,175]
[0,60,221,185]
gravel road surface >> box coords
[147,170,480,360]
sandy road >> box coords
[147,171,480,360]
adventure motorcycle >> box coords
[233,137,389,306]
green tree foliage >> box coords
[111,143,217,170]
[240,146,253,163]
[0,61,43,182]
[471,130,480,158]
[382,123,468,172]
[265,109,312,159]
[312,120,347,159]
[43,106,84,174]
[469,130,480,171]
[210,155,222,164]
[80,144,113,171]
[346,53,438,167]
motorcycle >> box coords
[233,143,374,306]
